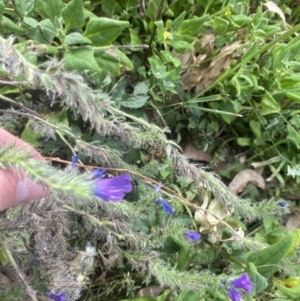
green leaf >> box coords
[0,0,5,21]
[249,120,261,138]
[83,17,129,46]
[38,19,56,42]
[61,0,85,32]
[2,16,27,34]
[129,28,142,46]
[171,11,185,33]
[94,49,133,76]
[64,46,101,72]
[23,16,38,27]
[168,39,193,53]
[261,94,281,115]
[20,121,42,148]
[237,138,250,146]
[65,32,92,45]
[246,233,293,277]
[34,0,64,23]
[14,0,34,15]
[176,291,204,301]
[248,263,268,296]
[275,280,300,299]
[287,125,300,149]
[212,17,229,34]
[242,41,259,61]
[121,95,149,109]
[178,16,208,36]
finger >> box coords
[0,129,50,210]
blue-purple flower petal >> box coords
[160,198,174,214]
[46,292,67,301]
[155,182,163,193]
[278,200,287,207]
[88,168,107,180]
[227,288,242,301]
[71,155,79,167]
[184,231,201,242]
[93,173,132,202]
[231,273,252,293]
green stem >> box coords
[0,239,39,301]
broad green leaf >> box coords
[237,138,250,146]
[23,16,38,27]
[34,0,64,23]
[176,291,204,301]
[287,125,300,149]
[39,19,56,42]
[101,0,118,16]
[248,263,268,296]
[83,17,129,46]
[20,121,42,148]
[64,46,101,72]
[212,17,229,34]
[275,279,300,299]
[242,41,259,61]
[249,120,261,138]
[65,32,92,45]
[246,233,293,277]
[168,39,193,53]
[14,0,34,15]
[2,16,27,34]
[121,95,149,109]
[95,49,133,76]
[171,11,185,33]
[129,28,142,46]
[261,94,281,115]
[61,0,85,32]
[0,0,5,21]
[178,16,208,36]
[155,20,164,42]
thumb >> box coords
[0,128,50,211]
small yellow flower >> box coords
[225,9,232,16]
[163,31,170,40]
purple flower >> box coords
[88,168,107,180]
[46,292,66,301]
[71,155,79,167]
[184,231,201,242]
[154,197,174,214]
[231,273,252,293]
[228,288,242,301]
[93,173,132,202]
[278,200,287,207]
[155,182,163,193]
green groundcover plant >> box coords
[0,0,300,301]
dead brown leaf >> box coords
[229,169,265,195]
[264,1,286,24]
[180,41,240,94]
[0,272,12,287]
[183,145,212,162]
[286,211,300,230]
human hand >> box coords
[0,128,50,211]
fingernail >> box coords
[15,179,30,204]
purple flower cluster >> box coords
[184,231,201,242]
[91,169,132,202]
[227,273,252,301]
[154,197,174,214]
[71,155,79,167]
[153,182,174,214]
[46,292,66,301]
